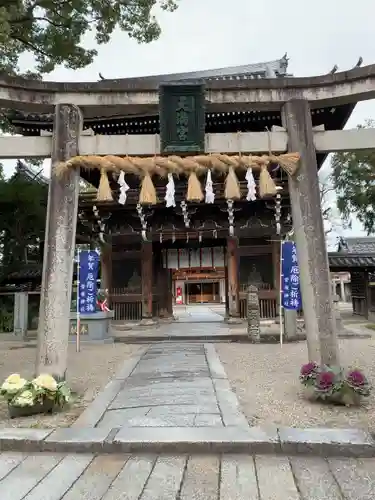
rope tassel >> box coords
[96,168,113,201]
[259,164,277,198]
[139,172,157,205]
[224,166,241,200]
[186,171,204,202]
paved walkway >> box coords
[1,451,373,499]
[173,304,225,323]
[96,342,248,428]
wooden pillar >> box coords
[272,240,281,302]
[156,254,165,318]
[165,269,173,318]
[36,104,82,380]
[162,269,174,319]
[282,99,338,366]
[364,271,370,320]
[156,254,172,320]
[100,242,112,306]
[224,263,229,319]
[154,250,173,320]
[141,241,155,324]
[226,237,240,322]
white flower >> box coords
[12,390,35,407]
[1,374,27,394]
[33,374,58,392]
[5,374,21,384]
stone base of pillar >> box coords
[158,315,175,323]
[139,318,158,327]
[284,310,297,339]
[225,316,242,324]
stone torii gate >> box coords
[1,66,375,379]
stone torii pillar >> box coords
[282,99,339,365]
[36,104,82,380]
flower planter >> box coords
[8,399,55,419]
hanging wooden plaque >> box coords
[159,82,206,154]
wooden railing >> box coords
[111,288,160,321]
[239,289,278,319]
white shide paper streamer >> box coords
[205,170,215,204]
[245,167,257,201]
[165,173,176,207]
[117,171,130,205]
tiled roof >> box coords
[134,56,290,82]
[14,160,48,185]
[328,253,375,269]
[337,237,375,254]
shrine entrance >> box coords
[172,254,225,306]
[185,281,220,304]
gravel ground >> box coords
[0,342,145,428]
[215,337,375,431]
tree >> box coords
[0,0,179,75]
[331,120,375,234]
[319,170,344,237]
[0,173,47,272]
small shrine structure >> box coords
[329,237,375,319]
[1,55,375,377]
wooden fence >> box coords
[239,290,278,319]
[111,288,160,321]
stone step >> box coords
[1,426,375,457]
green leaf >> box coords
[331,121,375,234]
[0,0,180,75]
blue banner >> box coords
[78,251,99,314]
[281,241,301,310]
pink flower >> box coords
[316,371,335,390]
[300,362,318,377]
[347,370,365,387]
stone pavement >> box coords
[1,451,375,499]
[95,342,248,429]
[174,304,225,322]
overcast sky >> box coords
[4,0,375,245]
